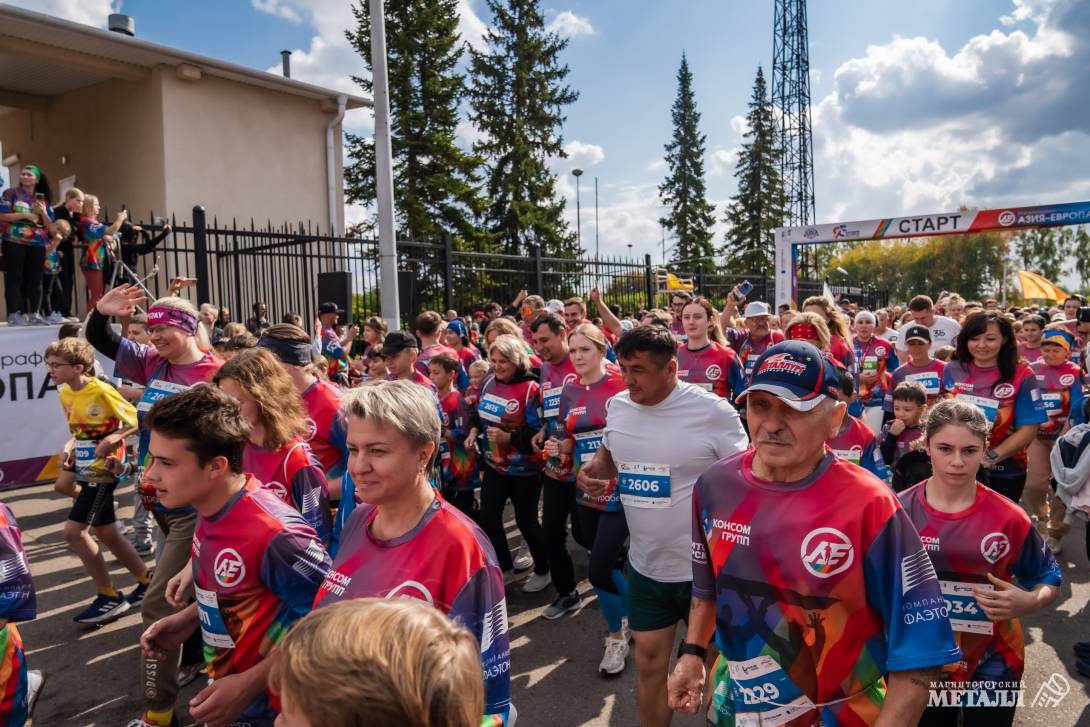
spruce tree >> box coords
[658,54,717,264]
[722,66,787,272]
[344,0,487,243]
[467,0,580,257]
[1075,226,1090,291]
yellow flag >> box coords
[1015,270,1067,303]
[665,273,694,291]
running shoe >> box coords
[1046,536,1062,555]
[599,635,629,675]
[26,669,44,717]
[47,311,65,325]
[513,548,533,573]
[522,571,552,593]
[25,313,47,325]
[6,313,25,326]
[178,661,206,687]
[126,715,179,727]
[134,541,155,557]
[542,591,581,620]
[127,570,154,606]
[73,592,131,624]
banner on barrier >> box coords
[0,325,113,489]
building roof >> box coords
[0,3,371,110]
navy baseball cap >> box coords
[735,340,841,412]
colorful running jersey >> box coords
[319,325,349,378]
[728,329,785,383]
[692,450,960,727]
[476,373,543,477]
[943,362,1047,476]
[884,359,946,412]
[314,497,512,726]
[438,389,479,491]
[0,188,52,247]
[853,336,898,409]
[191,482,331,726]
[57,377,137,482]
[878,423,925,470]
[897,482,1061,684]
[1030,359,1086,439]
[1018,343,1042,364]
[300,379,348,477]
[0,504,35,727]
[113,337,223,513]
[539,355,578,481]
[78,217,110,270]
[243,438,332,546]
[456,344,482,372]
[561,368,627,512]
[829,334,856,372]
[417,343,470,389]
[678,341,747,402]
[826,414,888,480]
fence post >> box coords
[193,206,210,305]
[442,230,454,313]
[644,253,654,311]
[695,263,704,297]
[533,243,544,296]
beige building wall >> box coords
[0,75,167,216]
[159,69,344,231]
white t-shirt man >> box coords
[603,381,748,583]
[896,314,960,356]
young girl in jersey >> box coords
[898,399,1061,727]
[677,297,746,403]
[214,348,333,546]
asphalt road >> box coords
[9,480,1090,726]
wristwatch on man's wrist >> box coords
[676,642,707,660]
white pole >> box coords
[371,0,400,331]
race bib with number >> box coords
[439,440,451,465]
[196,585,237,649]
[478,393,509,424]
[543,386,563,419]
[1041,392,1063,416]
[862,356,879,372]
[955,393,999,429]
[137,379,191,413]
[573,429,604,465]
[713,655,816,727]
[75,439,98,474]
[831,448,862,465]
[940,580,993,635]
[905,371,940,396]
[617,462,671,508]
[744,358,757,376]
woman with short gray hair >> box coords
[317,379,514,724]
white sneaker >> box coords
[47,311,65,324]
[522,571,551,593]
[26,313,47,325]
[512,549,533,572]
[26,669,43,716]
[6,313,25,326]
[1046,536,1062,555]
[599,635,629,675]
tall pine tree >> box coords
[467,0,580,257]
[722,67,787,272]
[344,0,487,243]
[658,54,717,264]
[1075,226,1090,291]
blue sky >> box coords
[19,0,1090,273]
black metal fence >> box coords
[93,207,886,323]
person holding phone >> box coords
[0,164,56,325]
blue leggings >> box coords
[575,505,629,633]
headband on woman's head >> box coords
[257,336,314,367]
[147,306,199,335]
[23,165,40,181]
[787,323,820,342]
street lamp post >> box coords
[572,168,583,250]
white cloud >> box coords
[458,0,488,49]
[252,0,302,24]
[708,147,739,178]
[6,0,118,27]
[546,10,595,39]
[563,140,605,167]
[647,159,667,172]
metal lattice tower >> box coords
[772,0,816,272]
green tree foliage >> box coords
[721,67,787,273]
[467,0,580,258]
[1074,226,1090,291]
[344,0,488,244]
[830,233,1006,302]
[1014,227,1069,282]
[658,54,717,264]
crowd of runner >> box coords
[0,277,1088,726]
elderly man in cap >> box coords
[722,300,785,383]
[316,301,355,382]
[668,340,959,727]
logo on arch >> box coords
[705,364,722,381]
[981,532,1011,564]
[998,210,1016,227]
[993,383,1016,399]
[214,548,246,587]
[801,527,854,578]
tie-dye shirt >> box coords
[678,341,747,402]
[57,377,137,482]
[825,414,889,481]
[942,361,1047,477]
[692,450,960,727]
[78,217,111,270]
[314,497,512,726]
[884,359,946,412]
[0,504,36,727]
[539,355,578,481]
[243,439,332,547]
[320,325,348,377]
[438,389,480,492]
[113,337,223,512]
[897,482,1061,684]
[1030,359,1086,440]
[192,482,330,727]
[561,368,627,512]
[0,188,52,247]
[852,336,898,410]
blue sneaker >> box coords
[127,570,153,606]
[73,593,131,624]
